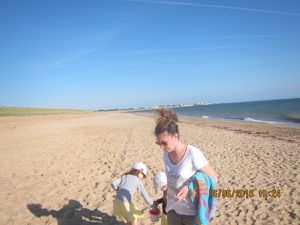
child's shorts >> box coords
[161,212,167,225]
[113,199,143,223]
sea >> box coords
[137,98,300,127]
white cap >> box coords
[131,162,147,177]
[153,172,167,193]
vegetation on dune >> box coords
[0,106,90,116]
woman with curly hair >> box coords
[154,109,218,225]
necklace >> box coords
[169,143,188,165]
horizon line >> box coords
[1,97,299,110]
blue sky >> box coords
[0,0,299,110]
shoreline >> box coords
[130,110,300,129]
[132,112,300,145]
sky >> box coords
[0,0,300,110]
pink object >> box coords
[149,209,161,222]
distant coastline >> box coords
[97,102,211,112]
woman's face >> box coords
[156,132,179,152]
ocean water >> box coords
[139,98,300,126]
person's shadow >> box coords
[27,199,125,225]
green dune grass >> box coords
[0,106,90,116]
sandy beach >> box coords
[0,111,299,225]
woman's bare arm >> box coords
[199,164,218,182]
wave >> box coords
[200,116,285,125]
[243,117,285,124]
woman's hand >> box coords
[176,185,189,200]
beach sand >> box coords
[0,111,299,225]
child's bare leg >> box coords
[126,222,137,225]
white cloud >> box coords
[120,43,281,56]
[45,48,98,68]
[123,0,300,16]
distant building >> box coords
[97,102,211,111]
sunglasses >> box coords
[155,141,168,146]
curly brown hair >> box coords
[155,109,179,136]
